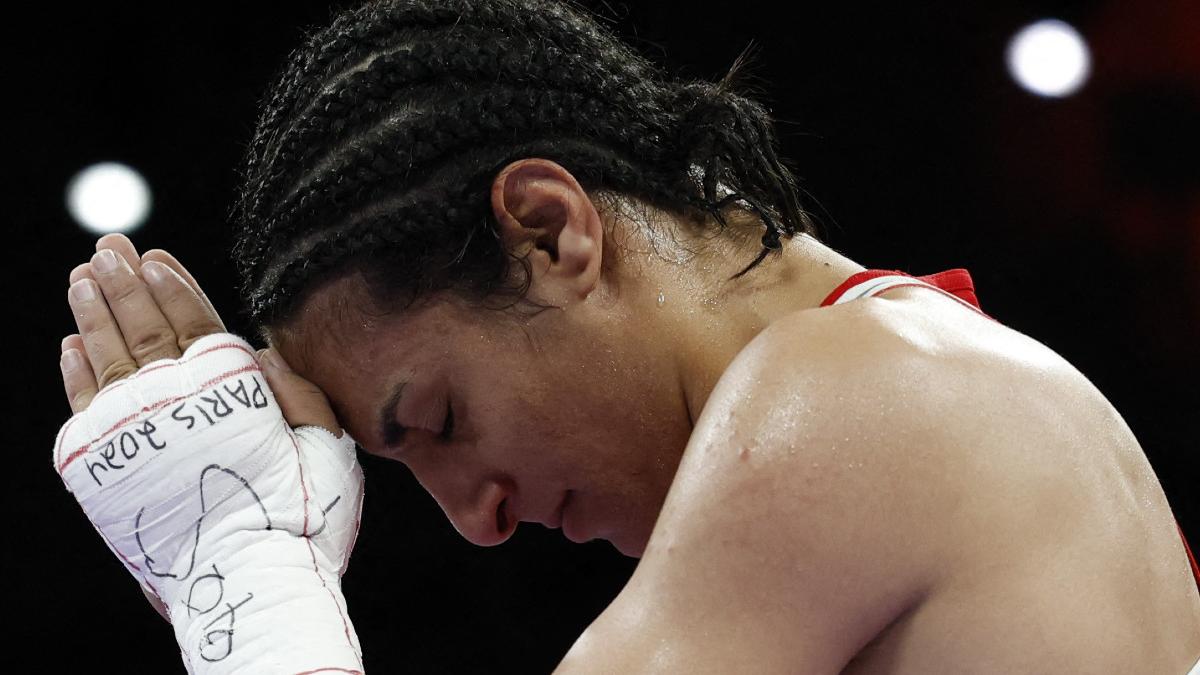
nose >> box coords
[427,475,517,547]
[394,441,518,547]
[446,478,516,546]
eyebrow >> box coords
[377,380,410,447]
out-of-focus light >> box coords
[1006,19,1092,98]
[66,162,152,234]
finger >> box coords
[69,262,95,286]
[91,249,181,366]
[69,278,138,389]
[260,349,342,437]
[61,333,86,354]
[96,234,142,276]
[60,335,99,413]
[142,261,225,351]
[140,249,225,330]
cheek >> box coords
[452,324,658,474]
[460,374,576,472]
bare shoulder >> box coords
[559,294,1200,672]
[557,298,1045,672]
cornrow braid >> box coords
[232,0,817,327]
[259,135,662,317]
[247,28,660,223]
[245,1,507,175]
[245,34,665,236]
[247,83,673,273]
[245,0,655,183]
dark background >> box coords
[7,0,1198,671]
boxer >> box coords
[56,0,1200,671]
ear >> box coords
[490,158,603,306]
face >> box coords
[271,274,694,558]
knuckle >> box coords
[127,329,178,363]
[68,389,94,412]
[177,320,224,346]
[75,306,110,334]
[102,277,140,305]
[96,360,138,388]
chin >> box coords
[609,532,648,559]
[616,541,645,559]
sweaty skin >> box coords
[61,155,1200,672]
[562,286,1200,673]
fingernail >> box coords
[69,279,97,303]
[60,336,75,352]
[60,349,82,373]
[93,249,118,274]
[142,261,166,285]
[261,349,292,373]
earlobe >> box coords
[490,159,603,304]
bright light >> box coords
[1006,19,1092,98]
[66,162,152,234]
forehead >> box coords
[266,274,465,438]
[272,273,458,361]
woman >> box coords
[56,0,1200,672]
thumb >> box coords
[258,348,343,438]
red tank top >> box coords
[820,268,1200,598]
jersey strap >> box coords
[819,268,990,318]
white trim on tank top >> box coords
[830,273,989,318]
[829,275,937,305]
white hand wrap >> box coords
[53,334,365,674]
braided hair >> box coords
[231,0,818,327]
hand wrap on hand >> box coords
[54,333,365,674]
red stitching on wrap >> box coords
[289,431,364,672]
[54,343,257,467]
[111,342,255,384]
[56,362,263,474]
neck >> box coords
[650,233,866,426]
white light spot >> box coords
[66,162,152,234]
[1006,19,1092,98]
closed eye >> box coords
[383,420,407,449]
[382,406,449,452]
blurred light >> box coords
[1006,19,1091,98]
[66,162,152,234]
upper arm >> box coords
[555,304,971,674]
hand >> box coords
[60,233,339,434]
[59,234,346,622]
[54,235,365,675]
